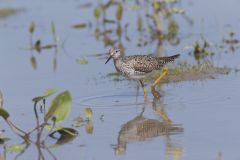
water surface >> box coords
[0,0,240,159]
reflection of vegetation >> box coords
[223,32,239,52]
[0,8,21,18]
[0,91,3,109]
[95,1,233,90]
[27,21,59,71]
[72,107,94,134]
[76,58,88,65]
[87,0,190,54]
[72,23,87,29]
[190,39,214,64]
[216,151,224,160]
[0,89,78,159]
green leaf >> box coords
[77,58,88,65]
[45,91,72,123]
[53,56,57,72]
[0,8,18,18]
[48,127,78,148]
[51,21,56,34]
[85,121,93,134]
[116,24,122,37]
[34,39,41,53]
[116,3,123,21]
[6,144,26,153]
[162,0,177,3]
[168,20,179,34]
[0,91,3,108]
[44,88,56,97]
[0,133,9,144]
[72,116,84,127]
[30,56,37,70]
[94,7,101,19]
[153,1,160,10]
[32,88,56,103]
[137,16,142,31]
[128,5,141,11]
[0,137,9,144]
[29,21,35,34]
[84,107,93,120]
[45,125,78,136]
[56,128,78,136]
[72,23,87,29]
[0,108,9,120]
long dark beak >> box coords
[105,56,112,64]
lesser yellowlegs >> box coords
[105,48,180,98]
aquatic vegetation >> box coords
[28,21,58,53]
[187,38,215,64]
[0,0,239,159]
[84,0,191,54]
[72,107,94,134]
[150,63,230,84]
[72,23,87,29]
[0,131,8,144]
[5,144,26,153]
[223,32,239,52]
[0,91,3,109]
[106,61,230,84]
[72,116,84,127]
[0,89,78,159]
[0,88,97,157]
[0,8,21,18]
[27,21,59,71]
[84,107,93,120]
[76,58,88,65]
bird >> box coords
[105,48,180,99]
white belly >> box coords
[114,60,148,80]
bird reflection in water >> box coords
[114,89,183,159]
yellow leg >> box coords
[152,95,172,125]
[151,67,169,88]
[159,111,172,125]
[151,87,160,98]
[139,80,148,102]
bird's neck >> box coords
[113,57,123,72]
[113,57,123,64]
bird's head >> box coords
[105,48,122,64]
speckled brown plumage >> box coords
[123,54,180,73]
[105,48,180,80]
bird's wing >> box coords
[155,54,180,67]
[123,55,159,73]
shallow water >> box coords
[0,0,240,159]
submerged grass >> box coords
[0,8,20,18]
[149,63,231,84]
[107,62,231,83]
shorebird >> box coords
[105,48,180,98]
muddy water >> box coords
[0,0,240,159]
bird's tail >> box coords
[157,54,180,66]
